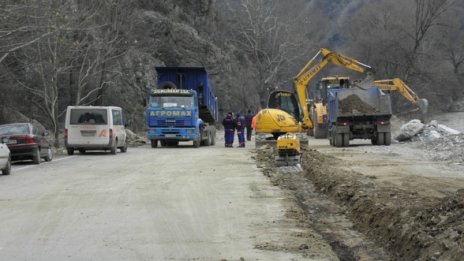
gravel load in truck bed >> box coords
[339,94,377,114]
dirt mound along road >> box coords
[301,149,464,260]
[256,146,390,260]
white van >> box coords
[65,106,127,155]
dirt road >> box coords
[0,135,337,261]
[2,129,463,260]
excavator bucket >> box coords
[418,98,429,114]
[352,74,375,90]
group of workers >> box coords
[222,110,256,147]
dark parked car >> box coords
[0,123,53,164]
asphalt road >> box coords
[0,138,324,260]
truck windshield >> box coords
[149,95,194,109]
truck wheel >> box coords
[32,148,41,164]
[384,132,391,146]
[376,132,385,146]
[203,132,211,146]
[342,133,349,147]
[160,141,167,147]
[79,149,86,154]
[67,148,74,155]
[151,139,158,148]
[335,134,343,147]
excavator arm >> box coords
[294,48,374,130]
[373,78,429,114]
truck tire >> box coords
[384,132,391,146]
[203,132,211,146]
[79,149,86,154]
[335,134,343,147]
[342,133,349,147]
[67,148,74,155]
[151,139,158,148]
[376,132,385,146]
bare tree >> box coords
[221,0,314,107]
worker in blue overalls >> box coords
[222,112,235,147]
[235,112,246,147]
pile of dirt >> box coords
[339,94,376,114]
[300,149,464,260]
[126,129,147,146]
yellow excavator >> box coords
[372,78,429,114]
[255,48,374,165]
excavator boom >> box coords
[294,48,374,130]
[373,78,429,114]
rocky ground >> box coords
[255,113,464,260]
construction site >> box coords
[1,1,464,260]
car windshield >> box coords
[70,109,108,125]
[0,124,30,135]
[149,95,194,109]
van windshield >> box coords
[70,109,108,125]
[149,95,194,109]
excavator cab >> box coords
[268,91,301,122]
[318,77,351,105]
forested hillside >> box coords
[1,0,463,146]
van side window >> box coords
[112,110,123,125]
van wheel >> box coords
[67,148,74,155]
[33,148,41,164]
[44,147,53,161]
[120,141,128,152]
[110,140,117,155]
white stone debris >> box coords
[395,119,464,164]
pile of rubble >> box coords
[396,119,464,164]
[396,119,461,142]
[126,129,147,146]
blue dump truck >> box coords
[146,67,218,148]
[327,87,392,147]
